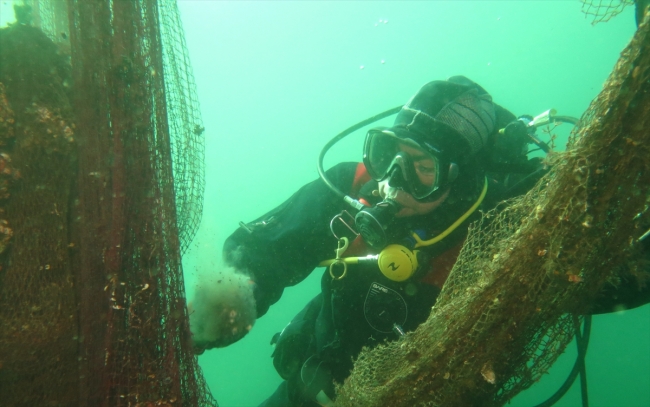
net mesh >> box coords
[580,0,635,24]
[337,13,650,407]
[0,0,214,406]
[158,0,205,255]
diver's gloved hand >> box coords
[503,120,528,142]
[188,266,257,354]
[490,119,530,167]
[502,120,530,147]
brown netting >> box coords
[27,0,204,255]
[581,0,635,24]
[0,0,213,406]
[337,13,650,407]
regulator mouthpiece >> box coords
[354,200,400,249]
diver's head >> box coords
[356,77,496,248]
[363,76,496,203]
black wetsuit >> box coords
[224,160,650,407]
[224,160,519,406]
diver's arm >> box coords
[190,162,359,352]
[589,276,650,314]
[589,238,650,314]
[223,162,359,318]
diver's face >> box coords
[378,179,449,217]
[376,141,448,217]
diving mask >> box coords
[363,129,456,200]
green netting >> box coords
[158,0,205,255]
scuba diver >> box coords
[190,76,650,407]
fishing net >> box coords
[158,1,205,255]
[0,0,213,406]
[337,13,650,407]
[580,0,634,24]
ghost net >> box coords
[0,0,214,406]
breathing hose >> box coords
[532,315,592,407]
[317,105,401,208]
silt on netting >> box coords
[337,12,650,407]
[0,0,213,405]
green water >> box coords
[178,2,649,406]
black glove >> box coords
[488,119,530,170]
[501,120,530,154]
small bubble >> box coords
[384,20,388,24]
[378,19,383,23]
[360,65,365,70]
[380,60,385,64]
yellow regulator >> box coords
[377,244,419,282]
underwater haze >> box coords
[178,1,650,406]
